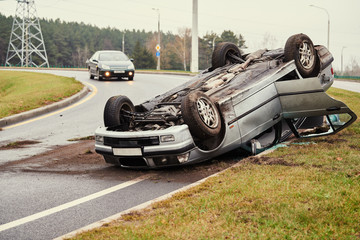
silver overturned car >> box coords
[95,34,357,168]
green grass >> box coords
[0,71,83,118]
[70,87,360,240]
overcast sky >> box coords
[0,0,359,71]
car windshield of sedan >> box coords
[99,52,128,61]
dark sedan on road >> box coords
[95,34,357,168]
[86,50,135,80]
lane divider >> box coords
[2,82,97,130]
[0,175,151,232]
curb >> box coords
[0,85,89,128]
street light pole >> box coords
[122,32,125,53]
[310,5,330,50]
[191,0,198,73]
[341,46,347,75]
[152,8,160,70]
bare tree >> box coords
[168,28,191,71]
[344,57,360,76]
[259,32,278,49]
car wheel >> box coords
[96,70,103,81]
[211,42,242,69]
[181,91,221,140]
[284,33,318,78]
[104,95,135,129]
[89,69,94,79]
[128,76,134,81]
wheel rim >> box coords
[225,50,239,65]
[196,97,219,128]
[298,41,314,70]
[119,104,132,124]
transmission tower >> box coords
[5,0,49,68]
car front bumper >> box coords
[99,69,134,79]
[95,125,201,168]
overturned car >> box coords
[95,34,357,168]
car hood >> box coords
[100,60,131,68]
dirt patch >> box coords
[315,138,347,144]
[0,140,245,183]
[349,144,360,151]
[243,156,304,167]
[0,140,41,150]
[68,135,95,141]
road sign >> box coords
[155,44,161,51]
[156,51,160,57]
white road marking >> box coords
[55,170,225,240]
[0,175,150,232]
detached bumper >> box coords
[95,125,196,168]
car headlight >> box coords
[160,135,175,142]
[102,64,110,70]
[95,135,104,143]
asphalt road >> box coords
[0,71,359,239]
[332,79,360,93]
[0,71,210,240]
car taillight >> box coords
[331,67,334,75]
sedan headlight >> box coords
[101,64,111,70]
[160,135,175,142]
[95,135,104,143]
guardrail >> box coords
[335,75,360,80]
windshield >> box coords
[99,52,128,61]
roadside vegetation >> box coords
[0,71,83,118]
[70,87,360,240]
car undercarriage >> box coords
[95,34,357,168]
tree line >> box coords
[0,13,247,70]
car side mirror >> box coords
[287,113,356,138]
[92,59,98,63]
[130,58,134,62]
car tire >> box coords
[128,76,134,81]
[211,42,241,69]
[181,91,221,140]
[96,70,103,81]
[89,69,94,79]
[284,33,318,78]
[104,95,135,129]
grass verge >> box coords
[70,87,360,240]
[0,71,83,118]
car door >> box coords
[231,82,282,144]
[88,52,99,75]
[275,77,357,137]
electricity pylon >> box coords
[5,0,49,67]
